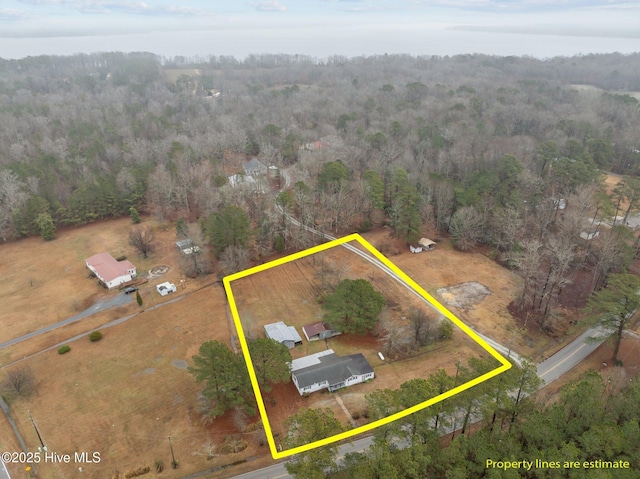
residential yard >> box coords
[0,216,206,359]
[228,237,502,441]
[1,285,252,479]
[0,220,531,479]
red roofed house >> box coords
[86,253,137,289]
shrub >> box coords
[115,255,127,261]
[88,331,103,342]
[154,460,164,473]
[222,435,248,454]
[58,345,71,354]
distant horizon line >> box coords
[1,50,639,64]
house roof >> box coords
[419,238,436,247]
[229,174,256,187]
[176,239,193,249]
[292,350,374,389]
[264,321,302,344]
[243,157,267,175]
[302,321,332,338]
[86,253,136,283]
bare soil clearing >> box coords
[359,229,554,358]
[437,282,492,311]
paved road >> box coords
[537,325,609,384]
[1,460,10,479]
[0,293,132,350]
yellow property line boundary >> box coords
[223,233,511,459]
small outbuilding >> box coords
[156,282,177,296]
[264,321,303,349]
[418,238,436,250]
[409,244,423,254]
[302,322,341,342]
[176,239,200,255]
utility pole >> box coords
[29,410,47,451]
[168,436,178,469]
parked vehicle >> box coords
[123,286,138,294]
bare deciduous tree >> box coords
[129,226,155,258]
[408,307,437,350]
[449,206,485,251]
[219,246,250,275]
[1,366,36,398]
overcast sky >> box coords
[1,1,639,60]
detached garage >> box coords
[264,321,303,349]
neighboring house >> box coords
[243,157,268,177]
[86,253,137,289]
[290,349,374,395]
[228,173,257,189]
[419,238,436,250]
[302,321,341,342]
[176,239,200,255]
[264,321,303,349]
[300,140,323,151]
[409,244,423,254]
[156,282,177,296]
[580,231,600,240]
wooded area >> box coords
[2,51,640,477]
[1,51,639,333]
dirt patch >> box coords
[436,281,492,310]
[149,265,170,277]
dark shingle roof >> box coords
[292,352,373,389]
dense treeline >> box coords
[327,369,640,479]
[280,359,640,479]
[1,51,639,328]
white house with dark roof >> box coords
[86,253,136,289]
[290,349,374,395]
[264,321,303,349]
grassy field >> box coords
[1,220,527,478]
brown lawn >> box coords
[0,220,527,479]
[358,229,547,356]
[2,285,251,479]
[0,216,209,362]
[228,237,501,441]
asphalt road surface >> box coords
[0,293,132,350]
